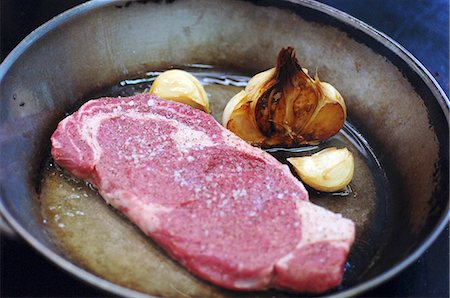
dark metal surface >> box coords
[1,0,448,297]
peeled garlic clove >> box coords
[223,91,266,144]
[150,69,210,113]
[287,147,354,192]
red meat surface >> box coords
[51,93,355,293]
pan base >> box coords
[40,67,392,297]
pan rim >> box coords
[0,0,448,297]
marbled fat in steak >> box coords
[51,93,355,293]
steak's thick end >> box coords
[51,94,355,293]
[273,201,354,293]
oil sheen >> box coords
[40,66,390,297]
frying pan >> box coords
[0,0,448,297]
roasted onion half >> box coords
[223,47,346,146]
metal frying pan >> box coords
[0,1,448,297]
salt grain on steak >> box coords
[51,94,355,293]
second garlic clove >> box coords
[287,147,354,192]
[150,69,210,113]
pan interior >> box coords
[40,67,391,297]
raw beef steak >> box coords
[51,93,355,293]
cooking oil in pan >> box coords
[40,66,392,297]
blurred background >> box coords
[1,0,448,297]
